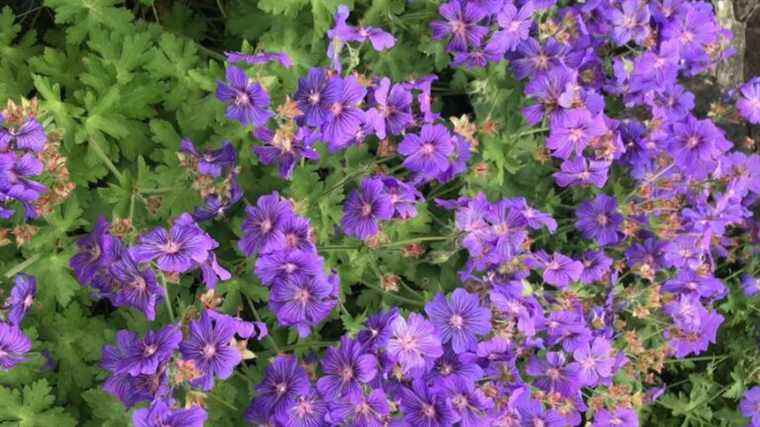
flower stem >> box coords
[89,138,126,183]
[3,254,41,280]
[158,273,175,322]
[245,295,281,354]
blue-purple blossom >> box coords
[341,176,393,240]
[399,124,454,178]
[575,194,623,246]
[316,336,377,398]
[133,399,207,427]
[0,323,31,370]
[216,65,272,127]
[387,313,443,372]
[425,288,491,353]
[245,355,310,424]
[6,274,36,326]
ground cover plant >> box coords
[0,0,759,425]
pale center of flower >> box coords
[686,281,698,290]
[308,91,320,105]
[89,244,101,261]
[286,233,299,248]
[398,334,418,351]
[284,263,297,273]
[275,382,288,395]
[143,344,158,357]
[449,314,464,329]
[596,214,608,225]
[623,15,637,29]
[534,419,546,427]
[131,277,147,292]
[0,349,7,358]
[23,295,33,308]
[535,54,549,69]
[509,20,521,32]
[581,357,596,370]
[202,344,217,359]
[421,143,435,155]
[361,203,374,217]
[580,170,591,180]
[294,288,311,304]
[331,102,344,116]
[452,394,468,409]
[340,366,354,382]
[235,91,250,106]
[162,240,182,254]
[680,31,694,44]
[422,404,436,418]
[439,363,453,375]
[451,20,466,38]
[259,219,273,233]
[610,417,624,425]
[356,402,371,415]
[547,260,560,271]
[569,128,584,142]
[686,136,701,149]
[295,400,314,417]
[547,367,560,380]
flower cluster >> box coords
[101,308,265,424]
[70,213,229,320]
[1,99,73,223]
[0,274,35,371]
[178,139,242,222]
[240,192,339,337]
[342,175,421,241]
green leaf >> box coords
[44,0,134,45]
[0,380,76,427]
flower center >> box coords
[451,20,467,37]
[143,344,158,357]
[162,240,181,254]
[596,214,608,226]
[235,92,250,106]
[23,295,33,308]
[284,263,297,274]
[449,314,464,329]
[202,344,217,359]
[294,289,311,304]
[547,367,560,380]
[422,404,436,418]
[398,334,417,351]
[361,203,373,217]
[295,400,314,417]
[286,233,300,248]
[421,143,435,155]
[260,219,273,233]
[275,382,288,395]
[686,136,701,149]
[308,91,320,105]
[340,366,354,382]
[331,102,344,116]
[452,394,468,409]
[439,363,453,375]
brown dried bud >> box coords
[12,225,38,247]
[401,243,424,258]
[381,274,400,292]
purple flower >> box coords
[443,377,493,427]
[103,369,169,408]
[579,250,613,284]
[575,194,623,246]
[737,77,760,124]
[568,336,615,386]
[132,213,217,273]
[70,216,120,285]
[525,351,578,397]
[0,152,47,219]
[663,296,724,358]
[179,309,247,390]
[216,65,272,127]
[427,349,483,388]
[357,308,399,352]
[225,50,293,68]
[670,115,731,179]
[366,78,413,139]
[329,6,396,51]
[387,313,443,372]
[192,176,243,222]
[430,0,489,52]
[546,108,607,160]
[255,249,324,288]
[245,355,310,424]
[294,68,331,127]
[742,275,760,297]
[424,289,491,353]
[553,156,610,188]
[316,336,377,398]
[253,126,320,180]
[268,274,338,337]
[487,2,534,53]
[109,249,164,321]
[113,325,182,376]
[239,192,293,256]
[608,0,651,46]
[321,76,366,146]
[179,139,236,178]
[327,388,389,426]
[400,379,457,427]
[0,118,46,152]
[6,274,36,326]
[276,389,329,427]
[663,269,726,300]
[133,399,207,427]
[740,386,760,427]
[381,176,421,220]
[399,124,454,178]
[0,323,31,370]
[530,251,583,289]
[592,407,639,427]
[341,176,393,240]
